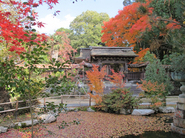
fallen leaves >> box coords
[0,112,173,138]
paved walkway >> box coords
[38,96,178,108]
[39,81,178,107]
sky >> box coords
[34,0,124,35]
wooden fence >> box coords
[127,72,145,80]
[0,95,92,115]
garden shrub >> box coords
[0,107,4,111]
[138,80,166,110]
[10,77,42,115]
[144,52,173,94]
[141,52,174,106]
[100,88,140,114]
[77,106,88,111]
[90,106,97,111]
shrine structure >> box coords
[74,46,138,80]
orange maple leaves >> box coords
[86,65,106,94]
[137,80,165,93]
[108,69,125,88]
[86,65,106,104]
[137,80,166,108]
[101,0,182,49]
[101,0,153,47]
[86,65,125,104]
[133,48,150,64]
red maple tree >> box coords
[48,31,76,62]
[0,0,59,55]
[101,0,181,49]
[101,0,153,48]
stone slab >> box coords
[87,107,95,112]
[177,102,185,110]
[178,97,185,104]
[131,109,155,116]
[120,108,131,115]
[0,126,8,133]
[15,119,38,127]
[173,116,185,128]
[171,123,185,135]
[174,109,185,119]
[37,114,56,124]
[158,107,175,113]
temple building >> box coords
[74,46,138,80]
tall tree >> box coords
[70,10,109,50]
[101,0,185,59]
[0,0,58,110]
[56,27,72,34]
[48,31,76,63]
[101,1,153,48]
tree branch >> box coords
[157,18,185,28]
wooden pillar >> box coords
[44,98,46,112]
[89,96,91,107]
[98,58,102,71]
[99,63,102,71]
[120,64,124,73]
[15,101,18,119]
[125,61,128,72]
[44,98,46,106]
[125,61,128,83]
[83,65,85,80]
[61,95,63,104]
[108,65,111,75]
[105,65,110,76]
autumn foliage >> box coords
[0,0,59,55]
[133,48,150,64]
[108,69,125,88]
[101,0,182,49]
[137,80,166,108]
[0,111,172,137]
[101,0,153,47]
[48,31,76,62]
[86,65,126,104]
[56,32,76,62]
[86,65,106,104]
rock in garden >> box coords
[158,107,175,113]
[67,108,75,111]
[74,108,78,112]
[87,107,95,112]
[120,108,131,115]
[48,110,59,117]
[37,114,56,124]
[0,126,8,133]
[132,109,155,116]
[15,119,38,127]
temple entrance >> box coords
[74,46,138,81]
